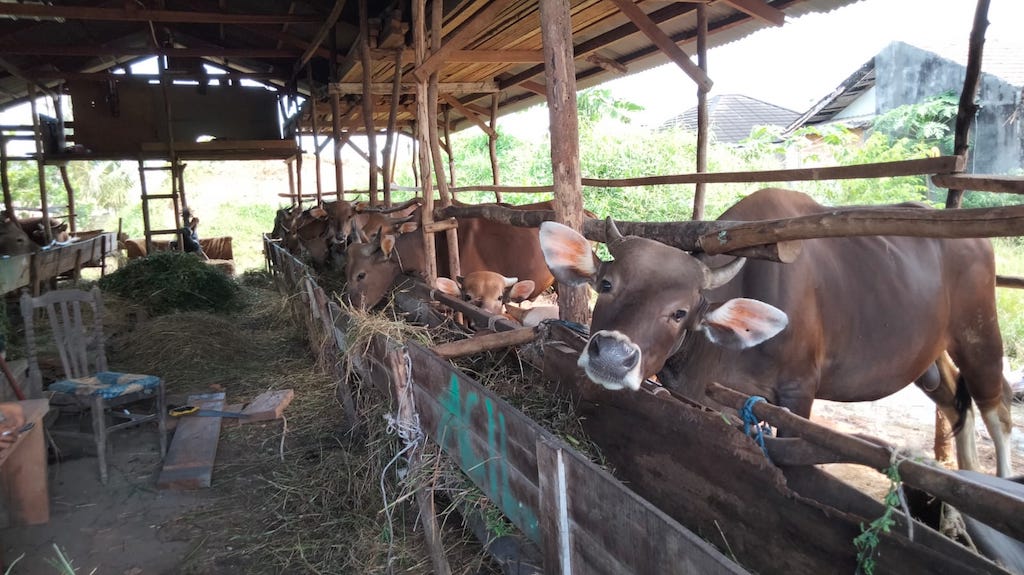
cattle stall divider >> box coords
[264,236,1017,575]
[1,232,117,299]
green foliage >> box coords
[98,251,243,316]
[872,91,958,154]
[854,460,903,575]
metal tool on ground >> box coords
[169,405,250,419]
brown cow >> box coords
[540,188,1013,477]
[435,271,536,315]
[14,215,69,246]
[0,215,36,255]
[345,201,558,310]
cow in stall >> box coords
[271,204,303,255]
[0,214,37,255]
[539,188,1014,477]
[4,213,70,247]
[344,201,559,311]
[435,271,560,328]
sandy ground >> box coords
[0,428,212,574]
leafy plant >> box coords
[853,460,903,575]
[98,251,243,315]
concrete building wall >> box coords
[874,42,1022,175]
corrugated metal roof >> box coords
[661,94,800,143]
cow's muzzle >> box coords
[578,330,643,391]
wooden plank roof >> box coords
[0,0,862,134]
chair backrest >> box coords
[20,286,108,397]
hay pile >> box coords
[98,251,242,316]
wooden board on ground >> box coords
[223,389,294,427]
[158,392,225,490]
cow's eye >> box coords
[672,309,687,322]
[599,279,612,293]
[356,272,366,281]
[462,294,471,301]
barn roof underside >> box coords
[0,0,862,140]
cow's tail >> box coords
[950,374,973,437]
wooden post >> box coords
[382,49,404,207]
[945,0,990,209]
[307,66,323,204]
[286,159,296,204]
[0,134,12,217]
[539,0,590,325]
[443,105,455,188]
[692,3,708,221]
[330,26,344,202]
[428,0,460,282]
[59,165,76,234]
[28,84,50,243]
[359,0,379,206]
[413,0,437,285]
[489,93,502,202]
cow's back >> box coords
[683,188,999,404]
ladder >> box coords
[138,156,189,253]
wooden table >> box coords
[0,399,50,525]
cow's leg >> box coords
[949,341,1014,478]
[914,354,979,471]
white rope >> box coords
[380,350,423,574]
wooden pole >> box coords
[359,0,379,206]
[307,66,323,204]
[329,26,343,203]
[59,165,76,233]
[692,3,708,221]
[428,0,460,282]
[382,49,403,207]
[489,93,502,202]
[539,0,590,325]
[945,0,990,209]
[443,105,455,188]
[287,160,296,204]
[0,134,12,216]
[705,382,1024,543]
[431,327,538,359]
[28,84,50,242]
[413,0,437,285]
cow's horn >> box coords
[605,216,624,246]
[702,257,747,290]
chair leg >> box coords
[91,395,108,485]
[157,381,167,458]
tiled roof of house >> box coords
[660,94,800,143]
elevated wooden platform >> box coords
[40,140,300,164]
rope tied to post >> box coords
[740,395,773,462]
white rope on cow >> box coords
[380,350,423,574]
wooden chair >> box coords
[20,286,167,484]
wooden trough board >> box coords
[531,322,1012,574]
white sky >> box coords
[508,0,1024,133]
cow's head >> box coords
[435,271,535,315]
[345,230,401,310]
[539,219,788,391]
[0,215,36,256]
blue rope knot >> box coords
[740,396,773,461]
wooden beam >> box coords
[519,80,547,96]
[698,201,1024,256]
[946,0,990,208]
[932,173,1024,195]
[719,0,785,26]
[0,45,302,58]
[442,95,496,138]
[370,49,544,63]
[585,53,628,74]
[606,0,712,92]
[330,81,499,95]
[295,0,347,73]
[0,4,320,24]
[430,327,538,359]
[693,3,709,221]
[412,0,518,82]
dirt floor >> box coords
[2,275,1023,573]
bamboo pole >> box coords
[359,0,378,206]
[308,66,323,204]
[1,134,12,216]
[539,0,589,325]
[693,3,708,221]
[489,93,501,202]
[945,0,990,209]
[413,0,437,285]
[382,49,403,207]
[28,84,50,243]
[428,0,460,282]
[705,382,1024,543]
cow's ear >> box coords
[380,234,397,258]
[507,280,535,302]
[435,277,461,297]
[540,221,599,286]
[397,222,419,234]
[699,298,788,350]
